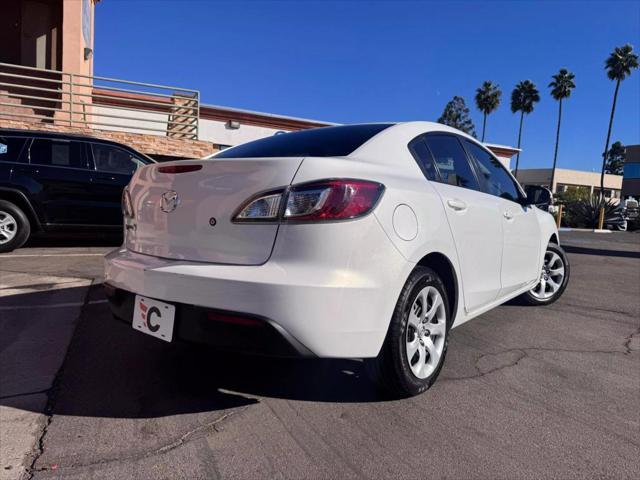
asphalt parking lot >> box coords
[1,232,639,480]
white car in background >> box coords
[104,122,569,397]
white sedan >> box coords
[105,122,569,397]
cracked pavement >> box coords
[1,232,639,479]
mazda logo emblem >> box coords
[160,190,179,213]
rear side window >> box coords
[408,138,438,181]
[463,140,521,202]
[29,139,86,169]
[0,136,27,163]
[92,144,144,175]
[215,124,393,158]
[424,135,480,191]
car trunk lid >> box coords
[125,157,302,264]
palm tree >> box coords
[510,80,540,177]
[599,44,638,201]
[475,81,502,142]
[548,69,576,192]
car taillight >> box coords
[232,179,384,223]
[122,188,134,218]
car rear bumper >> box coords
[104,284,314,357]
[104,223,410,358]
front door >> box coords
[462,139,541,298]
[423,134,504,312]
[88,143,146,226]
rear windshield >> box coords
[215,124,394,158]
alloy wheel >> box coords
[0,210,18,245]
[530,249,566,300]
[405,286,447,379]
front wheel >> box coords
[519,243,570,306]
[366,266,450,398]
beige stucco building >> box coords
[517,168,623,202]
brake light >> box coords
[158,164,203,174]
[232,179,384,223]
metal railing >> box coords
[0,62,200,140]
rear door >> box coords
[420,134,503,312]
[88,142,148,226]
[26,137,95,226]
[462,139,541,297]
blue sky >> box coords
[95,0,639,171]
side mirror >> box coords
[523,185,552,208]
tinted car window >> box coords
[215,124,393,158]
[425,135,480,190]
[92,144,144,175]
[29,139,85,169]
[409,137,438,181]
[464,140,521,202]
[0,136,27,163]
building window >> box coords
[623,163,640,179]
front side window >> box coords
[424,135,480,191]
[29,139,85,168]
[92,144,144,175]
[0,136,27,163]
[463,140,521,202]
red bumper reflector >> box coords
[207,311,264,327]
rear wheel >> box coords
[366,266,450,397]
[519,243,569,306]
[0,200,31,253]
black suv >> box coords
[0,129,154,252]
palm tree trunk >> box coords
[550,99,563,194]
[481,113,487,142]
[514,111,524,177]
[599,80,620,202]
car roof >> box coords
[0,128,154,161]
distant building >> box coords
[517,168,623,203]
[621,145,640,201]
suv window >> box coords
[92,144,144,175]
[215,124,394,158]
[408,137,438,181]
[424,135,480,191]
[29,139,86,169]
[0,136,27,163]
[463,140,521,202]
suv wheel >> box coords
[0,200,31,253]
[519,243,570,306]
[367,266,450,398]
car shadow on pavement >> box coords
[23,233,123,248]
[1,284,384,422]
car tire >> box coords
[616,222,627,232]
[0,200,31,253]
[366,266,450,398]
[518,243,570,306]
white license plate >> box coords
[132,295,175,342]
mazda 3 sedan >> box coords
[104,122,569,397]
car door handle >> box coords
[447,199,467,211]
[503,210,514,220]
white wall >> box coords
[199,119,290,147]
[90,105,168,136]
